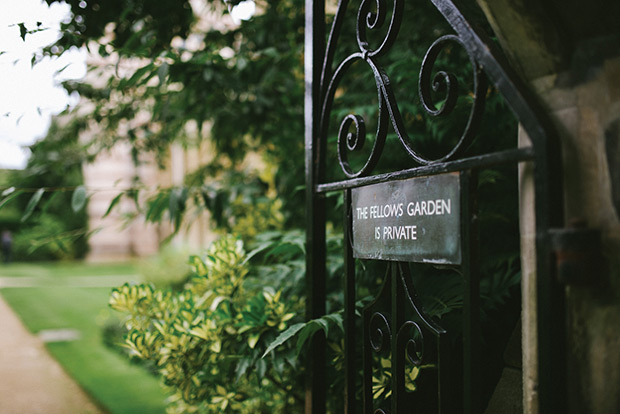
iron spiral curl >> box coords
[369,312,392,353]
[414,34,488,162]
[325,53,389,178]
[337,113,367,175]
[356,0,403,57]
[339,114,366,152]
[397,321,425,367]
[419,38,460,118]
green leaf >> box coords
[71,185,87,212]
[235,357,252,381]
[255,357,267,379]
[145,191,168,222]
[168,188,180,223]
[0,189,23,210]
[262,322,305,358]
[168,187,187,229]
[18,23,27,41]
[322,313,344,332]
[296,321,324,356]
[310,318,330,338]
[248,332,260,349]
[55,63,72,76]
[120,63,155,89]
[21,188,45,222]
[157,62,169,85]
[41,191,60,214]
[103,193,123,218]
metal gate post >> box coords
[305,0,327,413]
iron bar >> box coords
[316,147,535,194]
[460,169,481,413]
[344,189,357,414]
[391,263,406,412]
[305,0,327,412]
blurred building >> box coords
[83,140,215,261]
[80,1,238,261]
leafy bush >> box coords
[110,235,305,413]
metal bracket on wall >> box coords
[549,225,605,286]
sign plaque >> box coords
[351,173,461,264]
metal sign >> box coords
[351,172,461,264]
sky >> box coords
[0,0,254,171]
[0,0,86,170]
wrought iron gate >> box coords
[304,0,566,413]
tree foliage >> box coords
[44,0,306,227]
[0,118,90,260]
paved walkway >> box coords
[0,294,106,414]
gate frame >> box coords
[304,0,566,412]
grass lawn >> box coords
[0,261,138,278]
[0,261,168,414]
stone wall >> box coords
[531,57,620,414]
[477,0,620,412]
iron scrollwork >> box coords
[370,311,392,353]
[363,263,446,412]
[417,34,488,162]
[309,0,565,411]
[398,321,425,368]
[320,0,488,179]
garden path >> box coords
[0,294,105,414]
